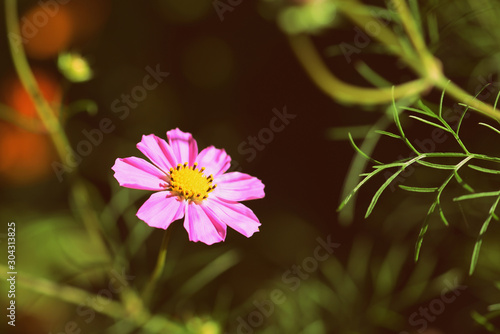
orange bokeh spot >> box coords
[19,0,111,60]
[21,5,73,59]
[4,70,62,120]
[0,70,61,185]
[66,0,111,43]
[0,125,55,185]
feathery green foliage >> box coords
[339,93,500,275]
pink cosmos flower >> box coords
[112,128,265,245]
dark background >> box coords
[1,1,499,333]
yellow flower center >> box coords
[169,163,216,202]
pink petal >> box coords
[204,198,260,238]
[167,128,198,166]
[213,172,265,202]
[184,203,226,245]
[137,191,185,229]
[112,157,167,190]
[136,134,177,172]
[196,146,231,177]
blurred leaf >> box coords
[174,250,240,299]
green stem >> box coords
[142,227,173,303]
[336,0,421,71]
[0,265,187,333]
[435,77,500,121]
[288,34,432,105]
[5,0,70,159]
[0,103,44,132]
[392,0,439,79]
[5,0,114,261]
[310,0,500,121]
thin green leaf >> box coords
[365,169,404,218]
[392,88,420,155]
[176,250,240,296]
[457,103,482,113]
[457,85,490,135]
[454,191,500,202]
[417,100,437,117]
[338,110,400,226]
[470,194,500,275]
[454,170,474,193]
[425,152,469,158]
[409,115,450,132]
[393,89,406,137]
[417,160,456,170]
[479,122,500,136]
[438,81,449,119]
[415,213,431,262]
[374,130,402,139]
[401,106,437,118]
[373,162,406,169]
[494,89,500,120]
[456,107,469,136]
[348,133,382,164]
[469,241,482,275]
[399,185,437,193]
[338,168,385,211]
[468,164,500,175]
[415,173,453,255]
[438,203,449,226]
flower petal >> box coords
[184,203,226,245]
[204,198,260,238]
[196,146,231,177]
[136,134,177,172]
[167,128,198,166]
[112,157,167,190]
[137,191,185,229]
[213,172,265,201]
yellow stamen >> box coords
[169,163,216,202]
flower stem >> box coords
[5,0,70,159]
[0,264,188,333]
[142,227,173,303]
[287,34,432,105]
[5,0,114,261]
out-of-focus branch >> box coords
[288,34,432,105]
[0,266,189,333]
[287,0,500,121]
[0,103,45,132]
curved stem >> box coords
[5,0,115,261]
[5,0,70,159]
[293,0,500,121]
[142,227,173,303]
[288,34,432,105]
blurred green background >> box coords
[0,0,500,333]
